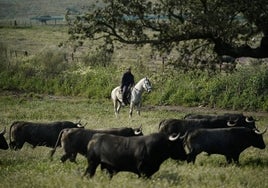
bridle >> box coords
[143,78,152,92]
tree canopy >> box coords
[67,0,268,65]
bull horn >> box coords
[179,132,187,140]
[0,127,6,135]
[169,133,180,141]
[245,116,255,123]
[77,122,84,128]
[254,128,267,135]
[227,121,236,127]
[134,127,142,135]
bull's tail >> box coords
[50,129,66,160]
[9,121,18,149]
[158,119,168,130]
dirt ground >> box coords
[2,91,268,118]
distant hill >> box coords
[0,0,95,20]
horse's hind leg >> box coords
[113,101,118,117]
[114,100,121,117]
[129,103,134,118]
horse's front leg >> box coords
[136,102,141,116]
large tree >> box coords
[67,0,268,62]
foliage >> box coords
[0,42,9,70]
[68,0,268,66]
[0,44,268,111]
[0,26,267,111]
[147,65,268,111]
[83,42,114,67]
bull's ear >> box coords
[139,124,142,130]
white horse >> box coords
[111,77,152,118]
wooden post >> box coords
[162,56,165,73]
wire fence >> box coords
[0,18,66,27]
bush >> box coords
[35,48,69,77]
[0,47,268,111]
[0,42,9,71]
[148,65,268,111]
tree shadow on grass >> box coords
[242,157,268,168]
[154,170,181,184]
[0,158,25,167]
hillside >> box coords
[0,0,95,20]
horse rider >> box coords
[120,67,135,105]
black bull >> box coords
[50,126,143,163]
[159,116,257,135]
[183,113,256,129]
[183,127,267,164]
[158,115,257,161]
[9,121,84,150]
[84,132,182,178]
[0,128,8,150]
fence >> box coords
[0,18,66,27]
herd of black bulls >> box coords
[0,113,267,178]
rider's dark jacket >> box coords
[121,71,134,89]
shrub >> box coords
[0,42,8,71]
[0,46,267,111]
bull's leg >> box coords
[69,153,77,163]
[101,163,116,179]
[84,161,99,178]
[232,154,240,165]
[187,152,197,164]
[9,141,17,150]
[15,141,24,150]
[225,156,233,164]
[137,161,154,178]
[60,153,71,163]
[139,166,158,178]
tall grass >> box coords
[1,25,268,112]
[0,95,267,188]
[146,66,268,111]
[1,52,268,111]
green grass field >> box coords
[1,2,268,187]
[0,94,267,188]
